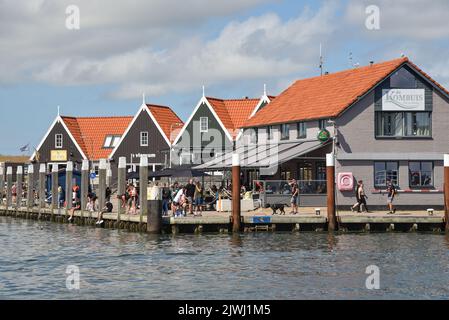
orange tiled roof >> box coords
[61,116,133,160]
[243,57,446,128]
[146,104,183,142]
[206,97,264,140]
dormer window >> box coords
[103,135,121,148]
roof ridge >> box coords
[146,103,171,109]
[61,115,133,119]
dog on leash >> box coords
[265,203,286,215]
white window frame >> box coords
[200,117,208,133]
[140,131,149,147]
[55,134,63,149]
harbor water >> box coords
[1,216,448,300]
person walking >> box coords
[357,180,370,213]
[351,181,362,212]
[386,178,397,214]
[289,179,299,215]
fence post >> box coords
[139,156,148,226]
[65,161,73,214]
[27,164,35,211]
[38,164,46,213]
[16,166,23,210]
[98,159,107,211]
[6,167,12,210]
[326,153,336,231]
[232,153,241,233]
[107,163,112,187]
[81,160,89,218]
[51,164,58,213]
[117,157,127,222]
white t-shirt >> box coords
[173,189,184,203]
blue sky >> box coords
[1,0,448,155]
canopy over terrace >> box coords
[193,140,330,171]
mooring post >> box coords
[0,164,5,208]
[232,153,241,233]
[65,161,73,214]
[107,163,112,187]
[117,157,127,221]
[326,153,336,231]
[16,166,23,210]
[98,159,107,211]
[81,160,89,218]
[38,164,46,212]
[139,156,149,225]
[6,167,12,210]
[51,164,58,213]
[27,164,35,211]
[147,199,162,234]
[444,154,449,231]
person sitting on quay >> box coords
[68,185,81,222]
[172,186,187,217]
[96,201,113,225]
[119,183,131,209]
[127,184,139,215]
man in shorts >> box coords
[386,179,396,214]
[289,179,299,215]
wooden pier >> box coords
[0,205,446,234]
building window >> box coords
[297,122,307,139]
[103,135,121,148]
[140,131,149,147]
[374,162,399,188]
[55,134,63,148]
[267,126,273,140]
[250,128,258,144]
[409,161,433,187]
[375,112,431,137]
[280,124,290,140]
[200,117,208,133]
[318,120,327,130]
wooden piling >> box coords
[65,161,73,213]
[26,164,34,210]
[139,156,148,225]
[38,164,46,212]
[51,164,58,211]
[81,160,89,218]
[147,200,162,234]
[326,153,336,231]
[444,154,449,231]
[16,166,23,209]
[117,157,126,221]
[0,164,4,204]
[98,159,107,210]
[6,167,12,210]
[232,153,241,233]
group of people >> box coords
[351,179,396,214]
[68,184,113,225]
[164,179,206,217]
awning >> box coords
[193,140,329,170]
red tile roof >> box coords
[243,57,448,128]
[206,97,265,140]
[146,104,183,142]
[61,116,133,160]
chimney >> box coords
[370,60,374,66]
[324,71,329,75]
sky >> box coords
[0,0,449,155]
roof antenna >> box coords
[202,85,205,98]
[319,43,324,76]
[142,92,146,105]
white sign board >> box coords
[382,89,425,111]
